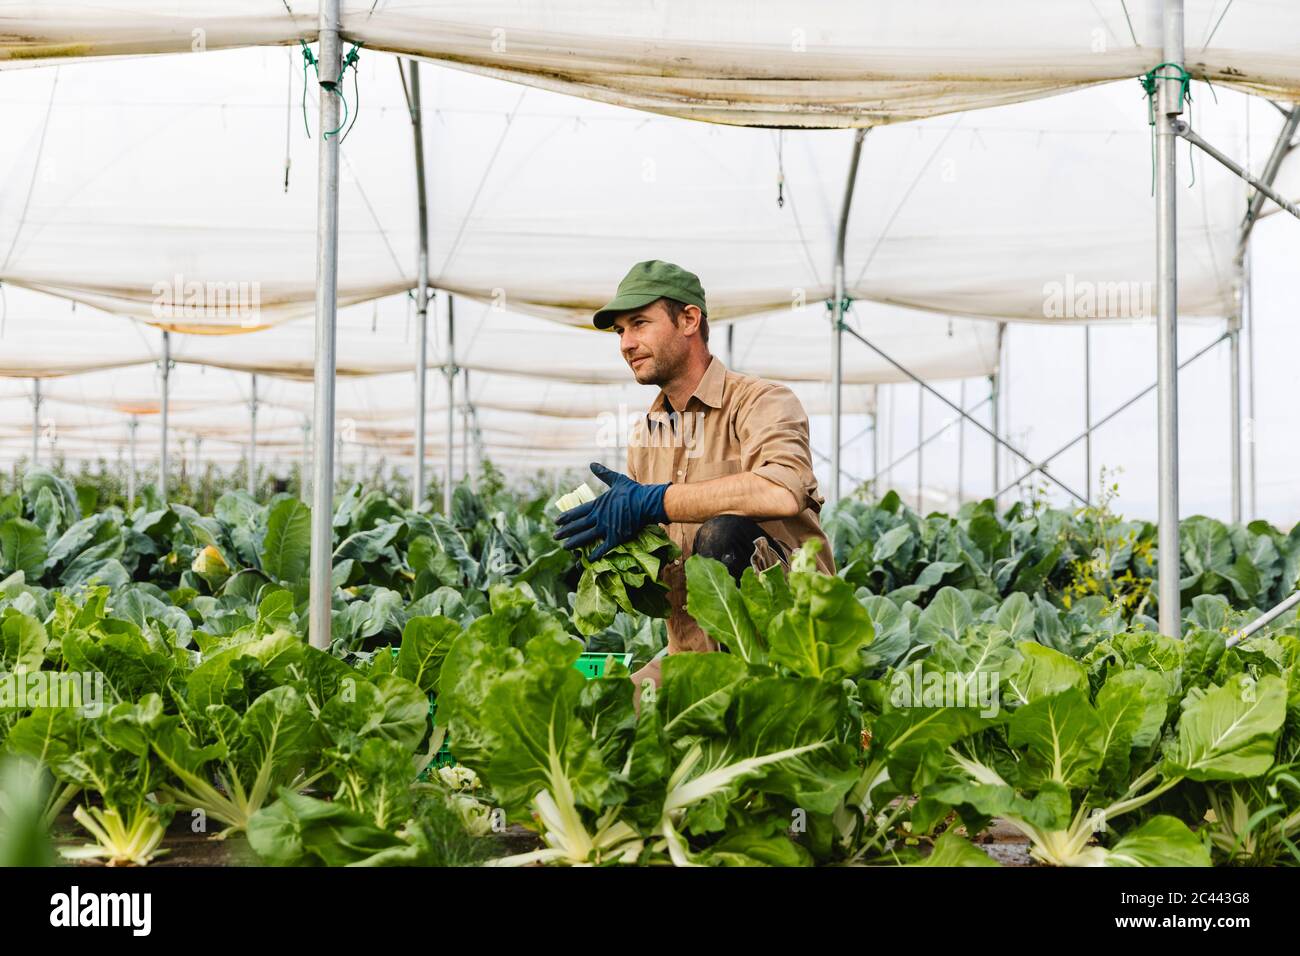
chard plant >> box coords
[553,483,678,635]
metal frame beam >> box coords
[829,128,868,506]
[405,57,431,511]
[995,332,1229,501]
[159,330,170,501]
[461,367,470,485]
[445,293,456,514]
[1227,590,1300,648]
[1154,1,1184,637]
[1228,105,1299,523]
[841,324,1087,504]
[1173,119,1300,226]
[127,416,138,510]
[308,0,342,650]
[868,394,992,489]
[30,378,40,464]
[1083,326,1092,504]
[1177,106,1297,532]
[247,373,258,495]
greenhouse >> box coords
[0,0,1299,892]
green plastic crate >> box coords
[573,651,634,678]
[396,648,634,774]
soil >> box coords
[50,810,544,867]
[973,819,1036,866]
[51,805,1032,867]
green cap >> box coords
[593,260,707,329]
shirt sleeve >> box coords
[737,383,824,514]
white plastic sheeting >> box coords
[5,2,1300,127]
[0,45,1256,336]
[0,286,883,472]
[0,284,906,391]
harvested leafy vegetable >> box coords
[553,483,678,635]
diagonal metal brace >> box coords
[994,331,1230,500]
[1172,119,1300,223]
[1227,590,1300,648]
[840,325,1088,504]
[870,395,993,487]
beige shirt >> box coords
[626,356,834,653]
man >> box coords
[555,260,834,689]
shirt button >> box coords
[676,469,684,478]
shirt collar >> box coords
[647,355,726,423]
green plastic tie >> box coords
[299,41,364,140]
[824,296,853,328]
[1139,63,1197,194]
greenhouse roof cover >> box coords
[0,1,1290,471]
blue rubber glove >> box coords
[554,463,670,561]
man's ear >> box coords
[681,304,704,337]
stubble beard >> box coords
[634,343,686,388]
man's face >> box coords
[611,301,693,386]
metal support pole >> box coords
[193,436,202,491]
[830,128,867,507]
[127,417,138,510]
[407,58,430,511]
[461,368,470,484]
[1245,248,1258,520]
[956,380,966,505]
[886,384,895,487]
[870,408,880,497]
[988,373,1000,505]
[445,294,456,514]
[1237,107,1300,257]
[843,326,1087,504]
[1233,106,1298,521]
[470,405,483,479]
[159,330,170,500]
[1155,0,1184,637]
[990,322,1005,506]
[300,419,311,502]
[915,384,923,510]
[1084,326,1092,504]
[309,0,342,651]
[30,378,40,464]
[248,373,258,496]
[1229,318,1242,523]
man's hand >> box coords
[554,463,670,560]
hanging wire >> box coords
[299,41,315,137]
[1117,0,1139,47]
[776,130,785,208]
[853,116,965,289]
[340,55,362,143]
[1140,64,1205,193]
[298,40,363,140]
[436,89,530,282]
[1200,0,1237,52]
[283,47,293,191]
[1,68,59,275]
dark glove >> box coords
[554,462,670,561]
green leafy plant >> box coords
[553,484,679,636]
